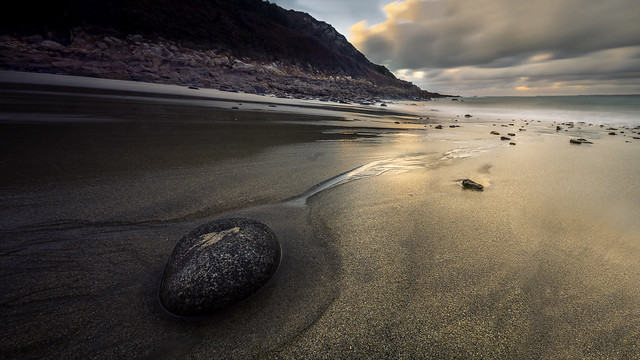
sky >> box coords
[271,0,640,96]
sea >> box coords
[426,95,640,128]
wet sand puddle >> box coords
[290,143,499,205]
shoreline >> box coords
[0,70,436,121]
[1,74,640,358]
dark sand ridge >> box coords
[1,72,640,358]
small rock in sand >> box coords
[461,179,484,191]
[570,138,593,144]
[501,136,511,141]
[435,125,443,129]
[490,131,500,135]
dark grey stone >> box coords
[461,179,484,191]
[570,138,593,144]
[160,218,281,317]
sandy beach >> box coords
[1,72,640,359]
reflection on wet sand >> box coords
[1,74,640,359]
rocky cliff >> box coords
[0,0,443,100]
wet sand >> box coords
[1,72,640,359]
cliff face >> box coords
[0,0,442,99]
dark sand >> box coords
[1,72,640,359]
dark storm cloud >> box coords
[349,0,640,95]
[352,0,640,69]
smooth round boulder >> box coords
[159,218,281,317]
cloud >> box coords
[402,47,640,95]
[350,0,640,95]
[271,0,388,37]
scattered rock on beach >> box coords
[500,136,511,141]
[608,132,617,135]
[490,131,500,135]
[435,125,443,129]
[461,179,484,191]
[464,114,472,118]
[160,218,281,317]
[508,133,516,137]
[570,138,593,144]
[509,142,516,146]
